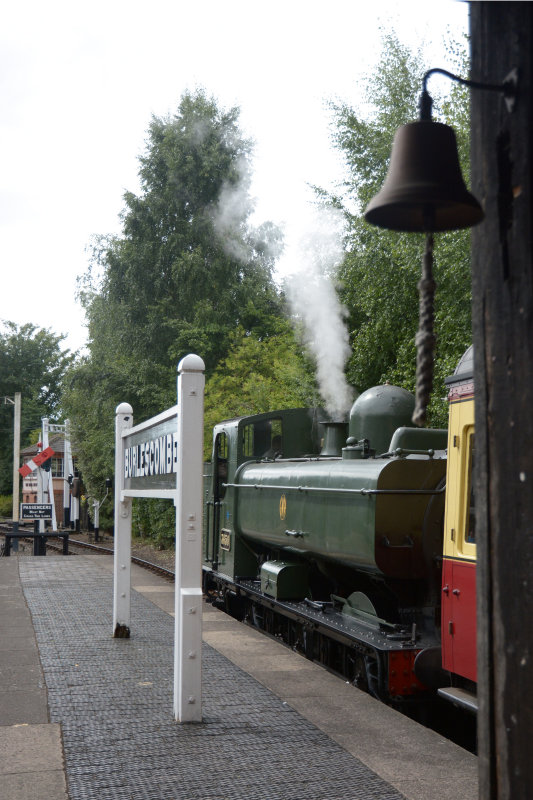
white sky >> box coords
[1,0,468,354]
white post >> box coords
[48,469,57,532]
[41,418,57,532]
[113,403,133,637]
[63,420,73,527]
[39,421,46,534]
[12,392,21,524]
[71,493,79,531]
[174,354,205,722]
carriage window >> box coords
[464,432,475,544]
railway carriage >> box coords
[439,347,477,710]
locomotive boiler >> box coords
[203,351,476,710]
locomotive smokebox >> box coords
[349,384,415,455]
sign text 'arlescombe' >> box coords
[124,432,178,479]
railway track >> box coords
[0,523,175,581]
[48,535,176,582]
[67,537,175,580]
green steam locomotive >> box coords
[203,382,453,705]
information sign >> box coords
[20,503,53,520]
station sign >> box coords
[114,354,205,723]
[122,406,178,493]
[20,503,53,520]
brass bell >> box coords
[364,120,484,232]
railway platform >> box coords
[0,554,478,800]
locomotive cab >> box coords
[203,408,324,583]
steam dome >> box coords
[348,384,416,455]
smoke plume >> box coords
[285,206,355,419]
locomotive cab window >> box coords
[215,432,228,499]
[241,418,283,460]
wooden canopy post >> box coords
[470,4,533,798]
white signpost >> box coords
[113,354,205,722]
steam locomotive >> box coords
[203,348,476,713]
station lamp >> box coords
[364,67,518,426]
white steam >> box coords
[210,152,354,419]
[211,155,252,262]
[285,206,355,419]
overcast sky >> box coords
[1,0,468,354]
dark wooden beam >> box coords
[470,3,533,797]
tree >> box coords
[329,33,471,426]
[0,321,73,495]
[203,321,318,456]
[64,89,287,513]
[83,89,283,377]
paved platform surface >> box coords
[0,555,478,799]
[0,558,68,800]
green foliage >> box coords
[61,356,119,505]
[81,89,283,378]
[0,495,13,517]
[203,322,318,457]
[132,498,175,550]
[64,89,288,545]
[63,36,474,550]
[332,35,422,213]
[0,322,73,493]
[329,33,472,427]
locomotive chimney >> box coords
[320,421,349,457]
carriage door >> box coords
[442,407,477,683]
[206,431,228,568]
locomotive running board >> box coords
[438,686,478,714]
[235,578,436,656]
